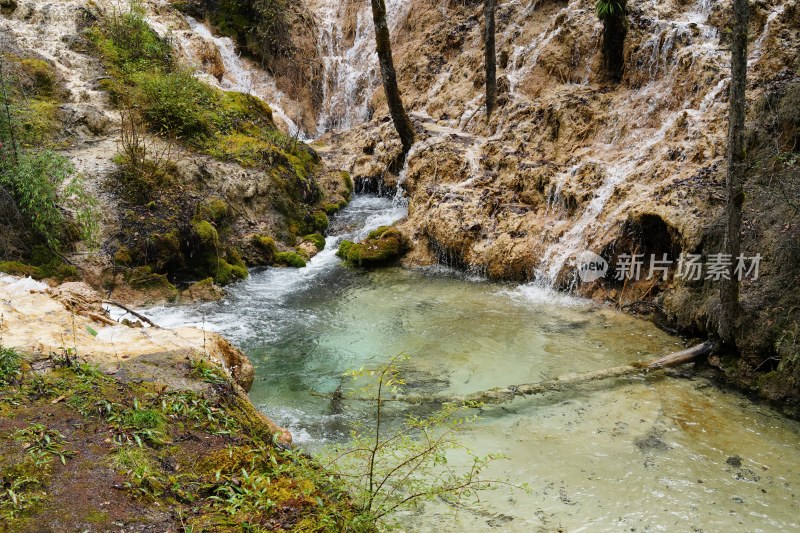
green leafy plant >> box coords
[595,0,626,20]
[0,345,21,386]
[13,423,75,466]
[189,358,230,386]
[0,150,98,250]
[323,355,520,528]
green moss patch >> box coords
[0,53,66,148]
[274,251,306,268]
[303,233,326,251]
[337,226,410,268]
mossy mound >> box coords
[249,234,278,265]
[337,226,409,268]
[274,251,307,268]
[302,233,326,251]
[0,247,80,283]
[123,266,179,301]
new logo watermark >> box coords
[576,251,762,283]
[576,251,608,282]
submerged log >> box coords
[315,342,714,406]
[440,341,714,405]
[404,341,715,406]
[311,342,716,407]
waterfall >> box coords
[526,0,735,287]
[314,0,413,135]
[148,15,305,138]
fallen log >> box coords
[317,342,714,406]
[411,341,714,405]
[102,301,160,328]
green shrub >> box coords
[88,6,172,75]
[274,251,306,268]
[0,150,98,250]
[132,71,214,138]
[115,156,178,205]
[0,345,21,385]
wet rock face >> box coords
[326,0,795,289]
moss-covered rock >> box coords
[341,170,354,197]
[207,251,248,286]
[311,210,329,233]
[0,261,43,279]
[191,220,219,246]
[250,234,278,264]
[302,233,326,251]
[194,197,229,224]
[181,277,224,303]
[274,251,306,268]
[337,226,409,268]
[124,266,179,301]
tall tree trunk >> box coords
[484,0,497,119]
[370,0,415,155]
[719,0,750,346]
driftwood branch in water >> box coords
[321,342,714,406]
[103,301,160,328]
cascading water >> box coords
[313,0,413,134]
[527,0,731,287]
[148,14,305,138]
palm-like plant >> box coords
[595,0,626,20]
[595,0,628,81]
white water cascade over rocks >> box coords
[311,0,413,134]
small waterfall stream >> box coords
[148,14,305,137]
[314,0,413,134]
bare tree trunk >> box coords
[370,0,415,155]
[484,0,497,119]
[720,0,749,347]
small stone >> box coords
[726,455,742,468]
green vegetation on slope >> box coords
[0,347,365,532]
[0,50,99,266]
[82,3,342,288]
